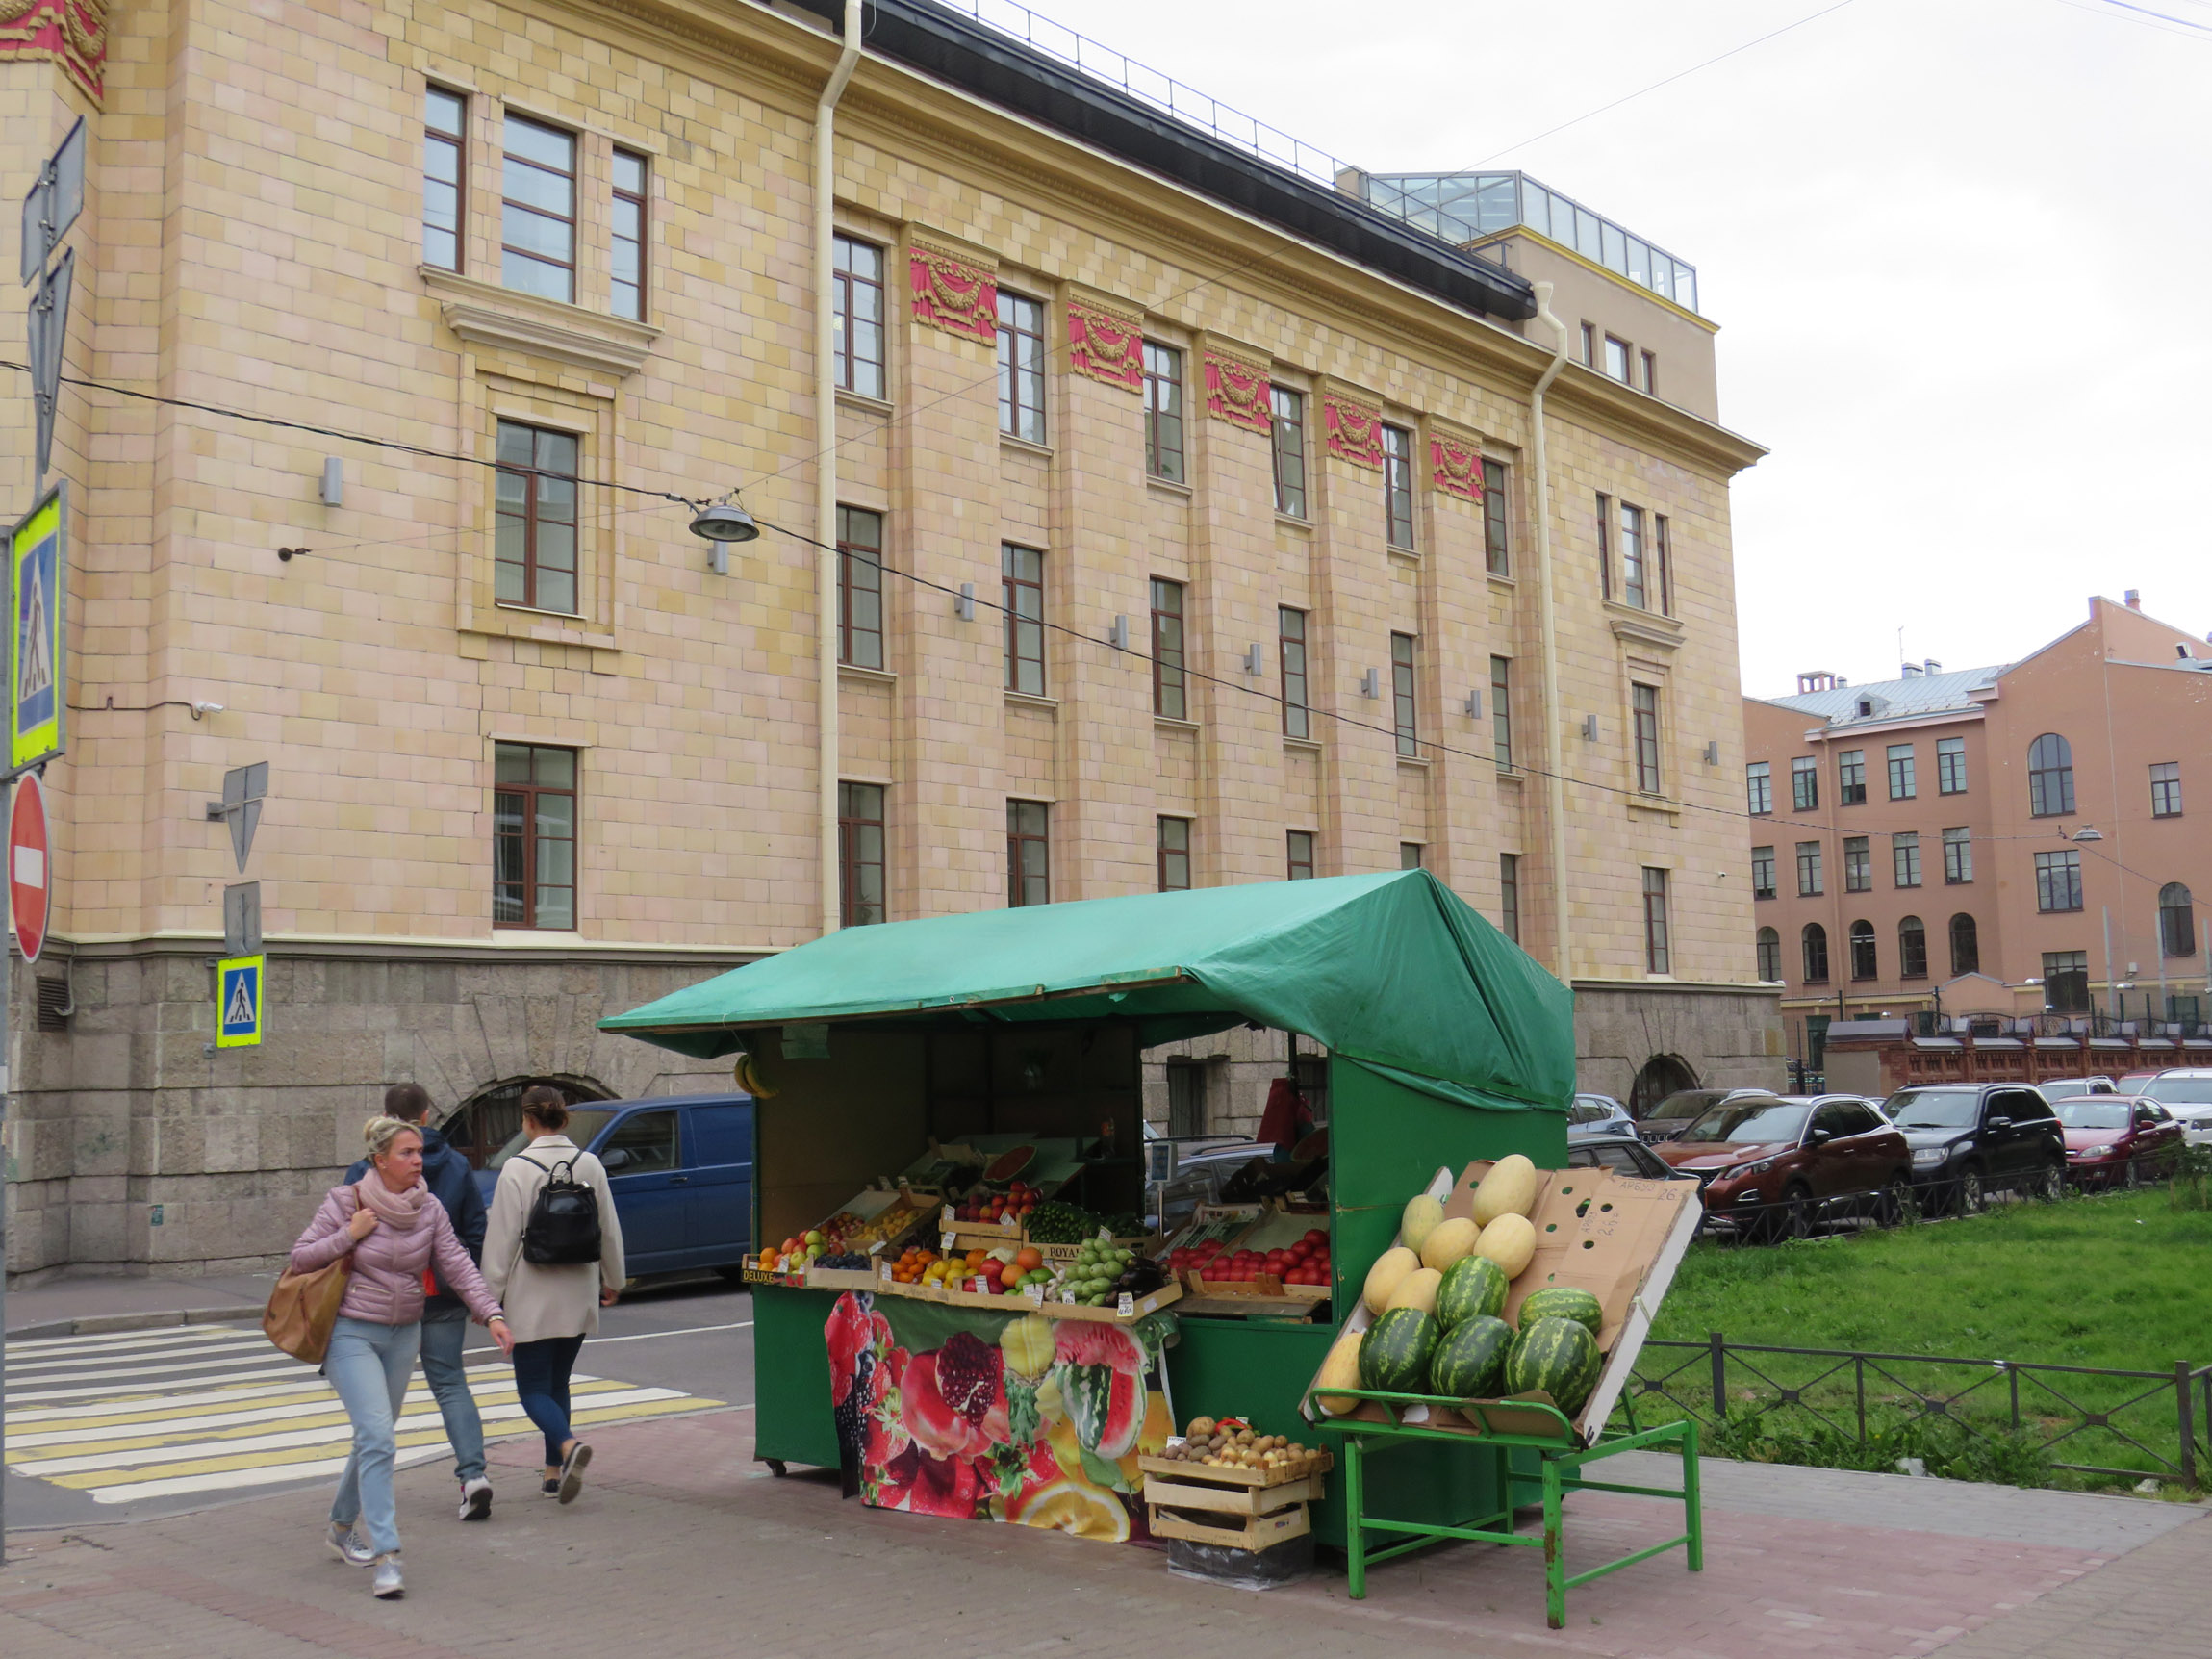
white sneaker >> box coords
[325,1522,374,1567]
[371,1552,404,1599]
[458,1476,493,1521]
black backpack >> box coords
[520,1154,602,1265]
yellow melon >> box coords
[1313,1326,1364,1417]
[1384,1265,1442,1315]
[1419,1216,1482,1273]
[1360,1246,1421,1315]
[1400,1194,1445,1253]
[1471,1155,1540,1227]
[1474,1212,1537,1279]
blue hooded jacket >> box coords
[345,1123,487,1310]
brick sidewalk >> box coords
[4,1410,2204,1659]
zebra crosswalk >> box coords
[4,1321,726,1505]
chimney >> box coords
[1924,659,1941,675]
[2124,589,2141,609]
[1900,663,1921,677]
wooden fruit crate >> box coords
[1139,1453,1331,1549]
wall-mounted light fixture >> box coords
[1108,615,1130,651]
[955,582,975,622]
[1463,689,1483,718]
[318,457,343,507]
[689,498,761,575]
[1360,669,1380,699]
[1581,714,1598,741]
[1244,644,1264,676]
[1704,740,1720,765]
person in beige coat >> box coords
[483,1086,626,1504]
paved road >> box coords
[4,1276,753,1530]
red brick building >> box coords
[1742,597,2212,1074]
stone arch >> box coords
[1628,1053,1699,1116]
[442,1074,613,1168]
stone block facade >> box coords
[1,1,1774,1276]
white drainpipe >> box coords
[1527,281,1574,983]
[814,0,862,937]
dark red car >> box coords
[2050,1094,2185,1189]
[1654,1095,1913,1241]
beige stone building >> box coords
[1742,596,2212,1079]
[4,0,1773,1278]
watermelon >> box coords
[1435,1256,1509,1331]
[1357,1307,1437,1394]
[1430,1314,1513,1400]
[1518,1286,1604,1337]
[1505,1316,1601,1416]
[983,1144,1035,1183]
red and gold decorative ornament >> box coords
[907,238,998,345]
[1067,301,1143,393]
[0,0,107,103]
[1323,396,1384,470]
[1204,349,1270,434]
[1430,433,1487,502]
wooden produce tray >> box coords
[1138,1452,1333,1491]
[1147,1499,1312,1550]
[803,1264,881,1291]
[1141,1450,1330,1549]
[1175,1270,1329,1320]
[1035,1280,1182,1323]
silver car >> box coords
[2137,1069,2212,1143]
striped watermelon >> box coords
[1430,1314,1513,1400]
[1504,1316,1601,1416]
[1357,1307,1437,1394]
[1517,1286,1605,1337]
[1434,1255,1509,1332]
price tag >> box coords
[1002,1212,1020,1232]
[1060,1288,1078,1304]
[878,1263,893,1284]
[1117,1291,1135,1317]
[1096,1226,1113,1242]
[1025,1282,1046,1305]
[868,1238,885,1255]
[940,1231,955,1253]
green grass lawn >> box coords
[1617,1187,2212,1491]
[1651,1187,2212,1368]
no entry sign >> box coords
[11,768,49,963]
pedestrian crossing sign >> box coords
[216,953,264,1048]
[9,479,67,775]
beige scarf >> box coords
[354,1164,428,1231]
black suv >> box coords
[1880,1084,2067,1213]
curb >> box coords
[7,1307,256,1340]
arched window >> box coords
[1848,919,1877,981]
[1898,915,1927,979]
[2162,882,2196,957]
[1949,912,1980,977]
[1756,926,1781,982]
[2028,733,2075,818]
[1802,922,1830,983]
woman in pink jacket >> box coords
[292,1115,513,1598]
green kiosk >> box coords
[600,869,1577,1554]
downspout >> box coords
[815,0,863,937]
[1527,281,1574,983]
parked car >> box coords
[1777,1091,1891,1120]
[2135,1069,2212,1142]
[1652,1096,1912,1241]
[1566,1128,1698,1183]
[1635,1086,1773,1143]
[2029,1076,2117,1106]
[474,1091,753,1278]
[2049,1094,2185,1189]
[1569,1093,1633,1131]
[1879,1084,2067,1213]
[1147,1136,1262,1233]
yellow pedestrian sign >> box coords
[216,954,264,1048]
[9,479,67,774]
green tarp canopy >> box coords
[600,869,1573,1112]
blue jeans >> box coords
[326,1316,420,1557]
[420,1304,486,1484]
[512,1335,587,1467]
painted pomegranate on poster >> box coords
[823,1293,1173,1540]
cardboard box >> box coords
[1302,1161,1700,1444]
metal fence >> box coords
[1618,1333,2212,1487]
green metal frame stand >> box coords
[1330,1391,1702,1629]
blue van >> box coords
[474,1092,754,1279]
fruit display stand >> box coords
[1326,1391,1699,1628]
[599,870,1580,1550]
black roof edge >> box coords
[789,0,1538,325]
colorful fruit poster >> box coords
[826,1294,1175,1543]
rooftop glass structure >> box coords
[911,1,1689,313]
[1352,171,1699,314]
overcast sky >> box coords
[1004,0,2212,696]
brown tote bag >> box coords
[264,1191,356,1363]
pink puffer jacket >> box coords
[290,1183,502,1328]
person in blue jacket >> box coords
[344,1082,494,1521]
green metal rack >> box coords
[1326,1390,1702,1629]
